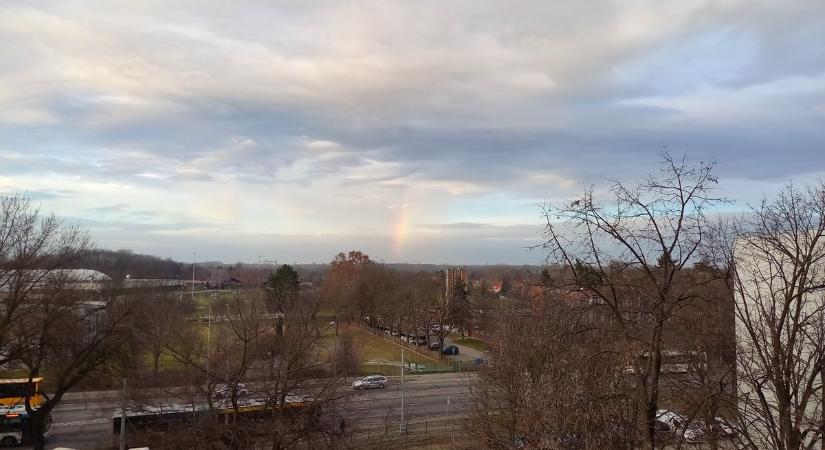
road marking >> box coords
[53,417,109,427]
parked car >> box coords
[415,336,427,345]
[441,345,459,355]
[212,382,249,399]
[391,330,400,336]
[352,375,388,390]
[429,340,441,351]
[683,417,737,443]
[683,422,705,443]
[656,409,686,430]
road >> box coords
[41,372,472,449]
[340,372,471,428]
[443,337,486,361]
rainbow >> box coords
[391,204,410,256]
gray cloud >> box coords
[1,0,824,263]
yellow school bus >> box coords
[0,378,45,408]
[1,378,51,446]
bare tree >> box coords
[709,182,825,450]
[151,287,348,449]
[0,194,134,450]
[655,267,738,450]
[467,296,636,449]
[539,152,725,449]
[130,288,193,381]
[322,251,371,336]
[448,278,472,337]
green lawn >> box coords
[322,326,449,375]
[454,337,487,352]
[192,291,242,317]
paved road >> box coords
[342,372,471,428]
[444,337,486,361]
[41,372,472,449]
[50,399,116,449]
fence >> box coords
[359,325,485,374]
[341,417,469,449]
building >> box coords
[733,235,824,447]
[1,269,114,366]
[0,269,112,294]
[445,267,467,298]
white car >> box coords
[352,375,388,390]
[0,430,22,448]
[212,382,249,399]
[683,417,737,443]
[656,409,686,430]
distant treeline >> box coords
[77,249,209,280]
[73,248,542,284]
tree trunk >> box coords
[29,403,55,450]
[822,364,825,450]
[644,332,663,450]
[153,350,161,379]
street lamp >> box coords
[206,293,214,384]
[192,251,196,302]
[400,347,406,433]
[258,258,278,290]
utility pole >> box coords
[400,347,406,433]
[119,378,127,450]
[445,395,450,431]
[191,251,196,302]
[447,394,455,444]
[206,291,212,385]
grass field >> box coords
[324,326,449,375]
[122,316,452,379]
[453,337,487,352]
[192,291,242,317]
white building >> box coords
[733,234,824,448]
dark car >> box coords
[429,340,441,351]
[441,345,459,355]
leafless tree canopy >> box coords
[467,298,636,449]
[537,152,729,449]
[710,182,825,450]
[1,194,134,450]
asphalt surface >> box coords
[39,372,472,449]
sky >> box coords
[1,0,824,264]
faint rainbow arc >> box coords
[391,205,411,256]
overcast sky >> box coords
[1,0,824,264]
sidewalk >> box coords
[62,389,119,403]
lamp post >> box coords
[400,347,406,433]
[206,293,213,385]
[445,395,450,431]
[192,252,196,302]
[261,259,277,294]
[119,378,127,450]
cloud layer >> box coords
[1,0,824,263]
